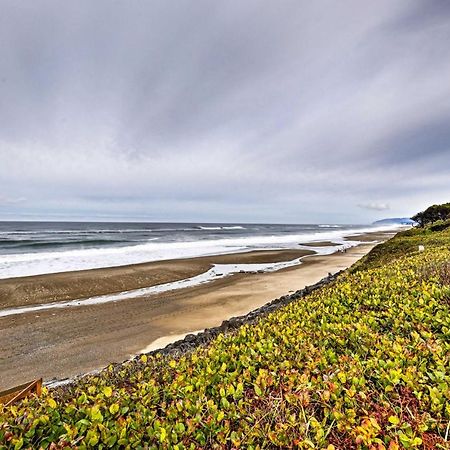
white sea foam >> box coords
[0,225,400,279]
[197,225,245,230]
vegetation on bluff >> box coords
[411,203,450,229]
[1,226,450,449]
[350,220,450,273]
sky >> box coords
[0,0,449,224]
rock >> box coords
[184,334,197,342]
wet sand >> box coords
[0,249,313,309]
[299,241,339,247]
[345,231,398,242]
[0,237,388,390]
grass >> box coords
[1,227,450,449]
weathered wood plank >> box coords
[0,378,42,406]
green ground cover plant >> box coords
[1,227,449,449]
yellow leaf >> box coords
[388,415,400,425]
[103,386,113,397]
[109,403,120,415]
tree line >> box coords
[411,202,450,227]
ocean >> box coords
[0,221,397,279]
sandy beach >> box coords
[0,231,395,390]
[0,249,314,309]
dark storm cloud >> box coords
[0,0,449,222]
[377,115,450,165]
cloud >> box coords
[0,0,449,222]
[0,195,26,205]
[358,202,390,211]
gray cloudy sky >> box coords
[0,0,449,223]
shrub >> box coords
[1,228,450,449]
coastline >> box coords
[0,230,395,391]
[0,249,314,310]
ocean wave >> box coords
[0,238,129,247]
[318,224,341,228]
[197,225,245,230]
[0,225,246,236]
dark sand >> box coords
[0,231,394,390]
[345,231,398,242]
[300,241,340,247]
